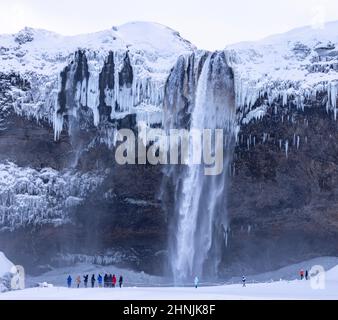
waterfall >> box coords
[164,51,237,282]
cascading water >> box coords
[164,51,237,282]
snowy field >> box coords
[1,257,338,300]
[0,276,337,300]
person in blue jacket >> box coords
[67,275,72,288]
[98,274,103,287]
[194,276,199,288]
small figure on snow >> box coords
[104,273,108,287]
[76,275,81,288]
[83,274,89,288]
[67,275,72,288]
[98,274,103,287]
[242,275,246,287]
[299,269,304,280]
[91,274,96,288]
[194,276,199,289]
[305,270,309,280]
[119,275,123,288]
[108,274,112,288]
[112,274,117,288]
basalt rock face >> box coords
[225,100,338,276]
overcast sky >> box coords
[1,0,338,50]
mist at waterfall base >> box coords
[162,52,237,283]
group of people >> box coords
[299,269,309,280]
[67,273,124,288]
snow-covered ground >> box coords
[0,276,336,300]
[1,257,338,300]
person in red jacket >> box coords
[112,274,117,288]
[299,269,304,280]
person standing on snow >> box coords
[108,274,112,288]
[305,270,309,280]
[83,274,89,288]
[104,274,108,288]
[91,274,96,288]
[112,274,117,288]
[194,276,199,289]
[119,275,123,288]
[299,269,304,280]
[242,275,246,287]
[67,275,72,288]
[76,275,81,288]
[98,274,103,287]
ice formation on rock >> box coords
[0,163,104,230]
[227,21,338,122]
[0,22,194,143]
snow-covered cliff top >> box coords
[227,21,338,113]
[0,21,194,76]
[0,21,195,135]
[1,20,338,128]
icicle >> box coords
[327,82,338,120]
[86,73,100,126]
[297,136,300,150]
[53,113,64,141]
[279,139,282,149]
[285,140,289,158]
[282,91,288,106]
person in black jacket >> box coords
[109,274,113,288]
[91,274,96,288]
[119,275,123,288]
[83,274,89,288]
[104,274,108,288]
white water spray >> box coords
[170,52,236,282]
